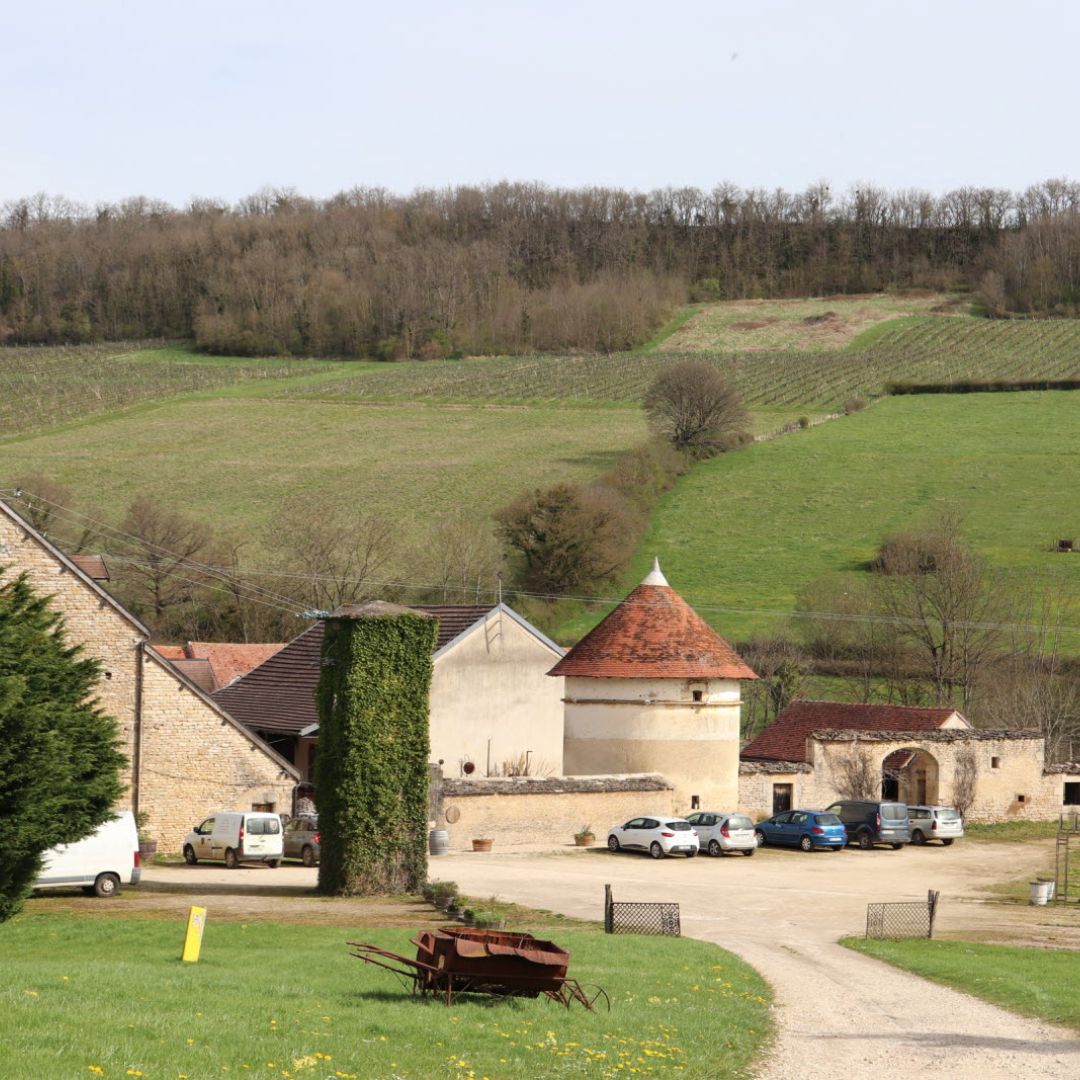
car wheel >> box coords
[890,843,904,850]
[301,845,316,867]
[941,838,955,846]
[857,832,873,850]
[183,844,198,865]
[607,835,621,853]
[224,847,239,869]
[911,830,926,845]
[799,835,815,852]
[742,848,755,856]
[754,829,767,846]
[649,841,664,860]
[267,859,281,869]
[93,872,121,898]
[708,839,722,857]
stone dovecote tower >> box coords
[549,560,757,811]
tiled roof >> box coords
[740,700,963,763]
[548,577,756,680]
[153,644,187,661]
[168,658,218,694]
[187,642,285,689]
[69,554,109,581]
[213,605,495,735]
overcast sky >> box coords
[8,1,1079,207]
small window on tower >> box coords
[692,690,703,703]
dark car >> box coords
[824,800,910,849]
[753,809,847,851]
[283,815,320,865]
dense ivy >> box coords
[315,606,437,896]
[0,571,125,921]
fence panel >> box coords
[865,890,940,939]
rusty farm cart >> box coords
[348,927,609,1010]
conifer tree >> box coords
[0,571,126,920]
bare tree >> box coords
[12,475,100,554]
[741,637,811,741]
[273,494,395,613]
[422,510,504,602]
[951,748,979,818]
[643,361,749,458]
[831,742,882,800]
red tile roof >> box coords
[168,658,218,694]
[70,554,110,581]
[213,605,495,735]
[549,582,757,680]
[740,700,964,763]
[153,644,187,661]
[187,642,285,689]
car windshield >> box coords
[937,809,961,820]
[727,815,754,829]
[814,813,841,826]
[666,821,693,831]
[881,805,907,820]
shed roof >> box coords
[740,700,965,763]
[548,561,756,680]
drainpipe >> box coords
[132,638,147,816]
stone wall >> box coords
[0,503,299,852]
[435,774,675,851]
[737,761,814,819]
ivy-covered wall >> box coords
[315,603,437,895]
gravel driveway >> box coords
[427,842,1080,1080]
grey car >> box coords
[907,805,963,845]
[685,811,757,856]
[283,815,320,865]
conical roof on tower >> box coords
[548,560,757,680]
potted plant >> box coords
[471,838,494,852]
[574,824,595,847]
[135,811,157,863]
[446,895,462,917]
[430,881,458,910]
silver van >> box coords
[183,811,283,868]
[907,805,963,845]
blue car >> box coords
[754,809,846,851]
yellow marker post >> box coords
[181,906,207,962]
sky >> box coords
[7,0,1080,207]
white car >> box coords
[606,815,700,859]
[907,805,964,845]
[35,810,141,897]
[685,811,757,856]
[183,811,284,868]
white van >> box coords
[182,811,283,868]
[35,810,141,897]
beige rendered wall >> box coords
[435,786,678,852]
[430,611,564,777]
[563,676,743,810]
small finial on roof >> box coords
[641,557,669,587]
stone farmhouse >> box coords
[738,700,1080,822]
[0,499,298,851]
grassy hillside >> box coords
[557,392,1080,643]
[0,396,647,565]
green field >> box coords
[559,392,1080,643]
[1,914,772,1080]
[843,938,1080,1031]
[0,396,647,568]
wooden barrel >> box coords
[429,828,450,856]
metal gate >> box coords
[865,890,940,939]
[604,884,681,936]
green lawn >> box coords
[844,938,1080,1031]
[0,914,772,1080]
[558,392,1080,643]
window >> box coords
[991,756,1001,769]
[1016,794,1026,804]
[692,690,703,703]
[691,794,701,810]
[1065,783,1080,805]
[772,783,793,813]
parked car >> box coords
[753,809,847,851]
[907,804,963,845]
[183,811,284,868]
[283,815,320,865]
[823,800,910,849]
[685,811,757,856]
[35,810,141,897]
[606,815,700,859]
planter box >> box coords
[471,839,493,852]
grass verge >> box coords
[1,913,772,1080]
[842,937,1080,1031]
